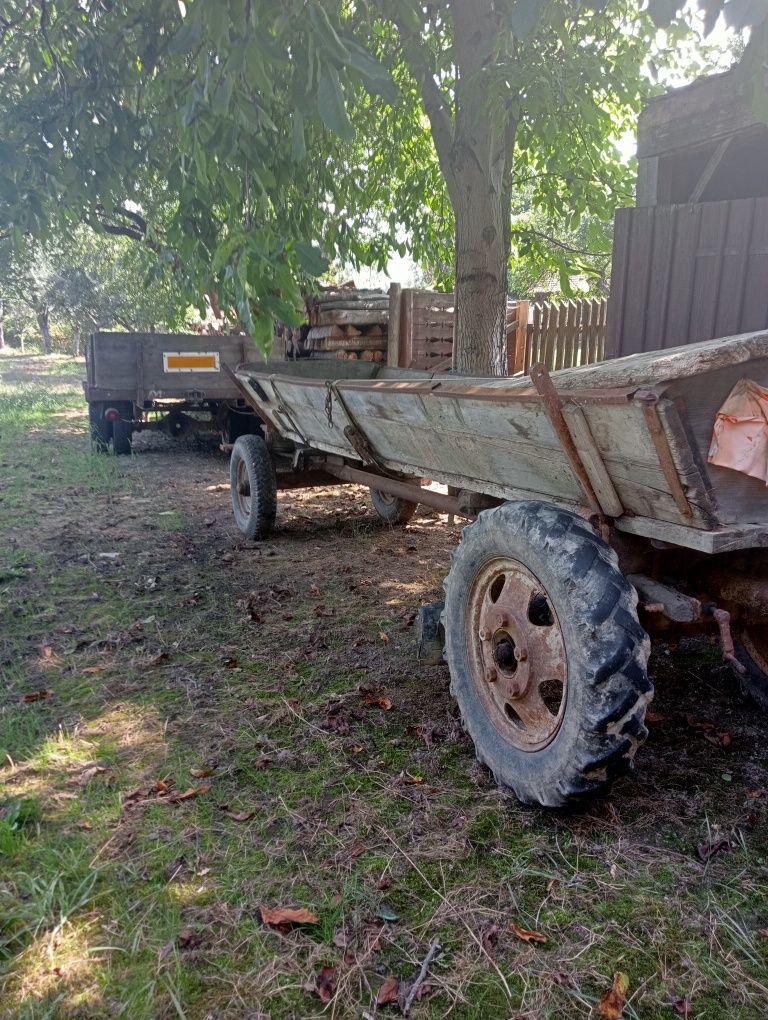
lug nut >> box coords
[495,612,507,629]
[485,667,497,683]
[479,627,489,641]
[514,647,527,662]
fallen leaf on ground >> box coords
[376,903,399,922]
[315,965,337,1003]
[78,765,107,785]
[170,785,211,802]
[260,905,319,929]
[746,789,765,800]
[146,651,170,667]
[153,778,176,795]
[645,711,669,723]
[206,483,229,492]
[222,656,238,668]
[547,878,561,895]
[596,971,629,1019]
[378,631,390,642]
[363,694,393,711]
[39,644,54,659]
[190,767,214,778]
[510,922,547,944]
[377,975,400,1005]
[82,666,107,674]
[403,773,424,785]
[697,836,732,862]
[686,715,715,732]
[178,927,201,949]
[22,689,53,703]
[218,806,255,822]
[672,997,692,1016]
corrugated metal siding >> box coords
[607,198,768,358]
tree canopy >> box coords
[1,1,765,369]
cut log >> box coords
[336,350,359,360]
[317,298,390,311]
[320,335,387,351]
[307,325,346,340]
[360,350,385,362]
[317,309,389,326]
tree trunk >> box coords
[452,158,511,376]
[37,310,52,354]
[72,327,81,357]
[0,299,5,350]
[449,0,515,377]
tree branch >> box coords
[514,226,611,259]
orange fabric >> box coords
[708,377,768,484]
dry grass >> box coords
[1,351,767,1019]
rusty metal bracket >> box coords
[703,604,747,675]
[529,362,603,517]
[635,389,693,519]
[324,381,334,429]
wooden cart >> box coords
[227,331,768,807]
[84,331,262,454]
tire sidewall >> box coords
[229,434,277,540]
[444,502,648,806]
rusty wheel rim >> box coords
[235,458,252,517]
[466,557,568,751]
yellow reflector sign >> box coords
[163,352,220,373]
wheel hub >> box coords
[468,558,567,751]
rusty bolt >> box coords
[495,612,507,629]
[485,667,498,683]
[514,647,527,663]
[479,627,489,641]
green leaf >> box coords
[344,39,399,104]
[317,65,354,140]
[308,4,351,65]
[294,241,328,276]
[168,15,203,55]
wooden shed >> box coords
[607,69,768,359]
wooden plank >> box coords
[741,197,768,331]
[643,206,676,352]
[619,206,655,355]
[664,204,702,348]
[558,399,628,515]
[387,282,401,367]
[605,208,632,358]
[715,198,754,337]
[689,136,732,203]
[636,156,659,207]
[513,299,529,374]
[317,309,389,326]
[689,201,729,343]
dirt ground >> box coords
[1,353,767,1020]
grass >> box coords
[0,351,767,1018]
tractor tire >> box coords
[230,434,277,540]
[442,500,652,808]
[370,488,418,525]
[88,401,111,453]
[733,628,768,712]
[111,402,134,455]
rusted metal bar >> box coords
[528,362,603,516]
[697,570,768,619]
[704,605,746,675]
[635,390,693,518]
[322,461,466,516]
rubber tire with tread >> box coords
[111,401,134,455]
[370,488,418,525]
[733,636,768,712]
[88,401,111,452]
[230,434,277,540]
[443,500,652,808]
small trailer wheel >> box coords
[111,402,134,455]
[370,488,418,525]
[230,434,277,540]
[733,628,768,712]
[443,501,652,807]
[88,401,111,452]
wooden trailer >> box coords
[225,331,768,807]
[84,331,262,454]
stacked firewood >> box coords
[303,288,389,362]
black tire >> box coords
[230,434,277,540]
[370,488,418,525]
[443,500,652,808]
[733,629,768,712]
[88,401,111,453]
[111,401,134,455]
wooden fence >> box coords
[388,287,608,375]
[516,298,608,374]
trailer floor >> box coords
[1,351,767,1020]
